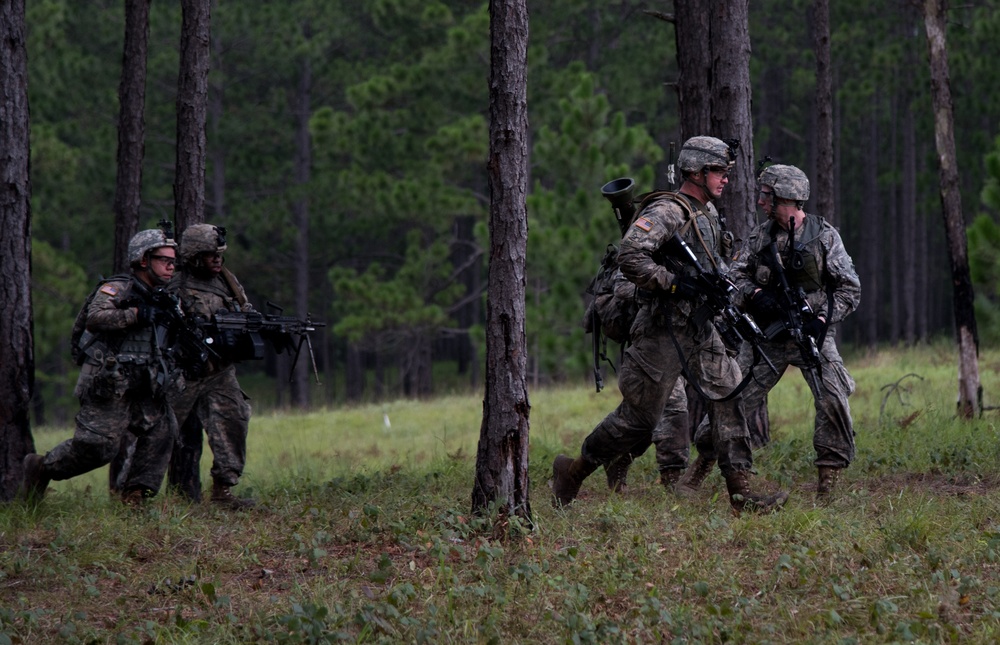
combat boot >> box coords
[19,454,51,502]
[659,468,683,491]
[211,481,256,510]
[816,466,842,503]
[121,488,151,508]
[605,454,634,493]
[724,470,788,514]
[675,453,716,497]
[551,455,599,507]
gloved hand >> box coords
[803,316,827,340]
[669,275,700,299]
[749,289,783,318]
[135,304,156,326]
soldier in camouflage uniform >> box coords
[731,164,861,501]
[21,229,181,504]
[552,136,789,513]
[166,223,255,509]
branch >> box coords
[642,9,675,23]
[878,372,925,424]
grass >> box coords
[3,342,1000,643]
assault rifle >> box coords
[765,220,824,398]
[123,288,219,380]
[667,234,777,375]
[201,302,325,383]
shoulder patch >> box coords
[99,284,119,296]
[634,217,654,232]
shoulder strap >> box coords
[221,267,249,307]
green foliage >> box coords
[21,0,1000,404]
[330,230,460,349]
[526,70,662,381]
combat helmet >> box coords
[759,164,810,203]
[677,136,736,173]
[128,228,177,267]
[179,223,228,265]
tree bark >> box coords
[708,0,756,243]
[471,0,532,526]
[173,0,211,233]
[0,0,37,501]
[812,0,835,225]
[923,0,981,417]
[674,0,768,446]
[108,0,152,494]
[165,0,212,496]
[113,0,152,273]
[673,1,711,139]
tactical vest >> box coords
[639,191,726,277]
[752,215,825,293]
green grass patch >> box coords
[6,342,1000,642]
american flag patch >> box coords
[99,284,119,296]
[634,217,654,232]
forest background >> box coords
[26,0,1000,424]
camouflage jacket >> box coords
[74,275,175,399]
[617,192,727,319]
[729,214,861,325]
[167,269,251,320]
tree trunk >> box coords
[0,0,36,501]
[165,0,212,496]
[812,0,835,225]
[108,0,152,494]
[902,92,918,345]
[173,0,211,233]
[673,1,711,139]
[923,0,981,417]
[861,101,880,348]
[113,0,152,273]
[345,342,364,402]
[291,40,312,408]
[471,0,532,526]
[673,0,767,445]
[888,94,900,345]
[708,0,755,243]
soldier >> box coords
[166,223,255,509]
[731,164,861,501]
[21,229,181,504]
[552,136,789,513]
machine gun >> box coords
[202,302,325,383]
[667,234,777,375]
[765,220,824,398]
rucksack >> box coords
[70,274,130,365]
[583,188,700,391]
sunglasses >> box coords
[150,254,177,267]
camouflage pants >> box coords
[168,365,251,486]
[580,306,753,475]
[738,330,856,468]
[45,388,176,494]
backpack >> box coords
[70,274,130,365]
[583,188,699,391]
[583,245,636,345]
